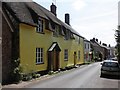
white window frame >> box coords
[37,18,43,33]
[64,49,68,60]
[36,48,43,64]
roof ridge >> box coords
[31,2,83,37]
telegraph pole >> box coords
[115,28,120,64]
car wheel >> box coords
[100,73,104,77]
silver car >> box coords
[100,60,120,77]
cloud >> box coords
[72,0,87,11]
[80,10,117,21]
[72,20,117,46]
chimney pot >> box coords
[65,13,70,25]
[50,3,57,16]
[93,38,95,42]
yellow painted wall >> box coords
[20,23,52,73]
[20,22,84,73]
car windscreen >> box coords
[103,62,119,67]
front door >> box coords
[53,50,59,71]
[48,42,61,71]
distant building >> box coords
[109,46,116,58]
[84,39,92,62]
[101,43,110,60]
[90,38,111,61]
[90,38,103,61]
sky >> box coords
[33,0,119,46]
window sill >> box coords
[36,32,45,34]
[64,59,68,61]
[36,62,44,65]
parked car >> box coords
[100,60,120,77]
[110,57,117,61]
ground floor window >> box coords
[64,49,68,61]
[36,48,43,64]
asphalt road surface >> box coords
[25,62,120,88]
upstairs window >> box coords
[59,26,64,36]
[45,20,49,30]
[53,25,59,37]
[85,43,86,49]
[70,33,75,39]
[36,18,43,33]
[64,30,70,40]
[88,44,89,49]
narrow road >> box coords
[25,62,120,88]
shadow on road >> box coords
[100,75,120,80]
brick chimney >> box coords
[50,3,57,16]
[90,38,95,42]
[65,13,70,25]
[93,38,95,42]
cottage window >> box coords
[70,33,75,39]
[36,48,43,64]
[53,25,59,36]
[64,30,70,40]
[45,20,49,30]
[88,44,89,49]
[58,26,64,36]
[85,43,86,49]
[64,49,68,60]
[37,18,43,33]
[78,51,80,60]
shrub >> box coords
[22,73,32,81]
[10,58,22,83]
[22,72,41,81]
[48,71,54,75]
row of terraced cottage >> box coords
[2,2,114,84]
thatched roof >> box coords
[3,2,84,38]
